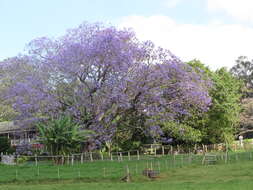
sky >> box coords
[1,0,253,69]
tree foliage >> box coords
[1,23,212,149]
[0,136,14,154]
[188,60,242,144]
[0,63,18,121]
[230,56,253,97]
[37,116,92,156]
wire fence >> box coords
[1,140,253,165]
[1,140,253,184]
[1,150,253,183]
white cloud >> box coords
[208,0,253,22]
[119,15,253,70]
[164,0,182,8]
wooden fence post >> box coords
[81,153,84,164]
[61,155,64,165]
[128,151,131,161]
[15,168,18,179]
[225,151,228,164]
[125,165,130,182]
[135,163,138,174]
[120,152,123,161]
[100,151,104,161]
[78,170,81,179]
[235,153,238,161]
[67,155,69,165]
[173,154,176,167]
[202,144,205,155]
[165,159,168,170]
[225,143,228,164]
[35,154,38,166]
[117,153,120,162]
[90,152,93,162]
[162,146,165,156]
[202,153,206,165]
[137,150,140,160]
[188,153,192,164]
[71,154,74,165]
[37,165,40,177]
[126,165,130,175]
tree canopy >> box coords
[188,60,242,144]
[230,56,253,97]
[0,23,212,149]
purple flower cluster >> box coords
[1,23,212,144]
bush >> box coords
[0,136,15,154]
[16,156,29,164]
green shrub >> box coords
[0,136,14,154]
[16,156,29,164]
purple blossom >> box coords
[1,22,212,144]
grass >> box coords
[1,161,253,190]
[1,152,253,189]
[0,154,203,183]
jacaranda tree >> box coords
[1,22,212,150]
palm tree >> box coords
[37,116,92,164]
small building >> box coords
[0,121,37,146]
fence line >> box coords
[0,151,253,183]
[2,140,253,165]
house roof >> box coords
[0,121,35,134]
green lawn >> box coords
[0,154,204,183]
[1,152,253,190]
[1,161,253,190]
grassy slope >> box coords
[1,160,253,190]
[0,154,204,183]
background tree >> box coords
[188,60,242,144]
[230,56,253,138]
[230,56,253,97]
[206,68,242,144]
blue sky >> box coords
[1,0,253,69]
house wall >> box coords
[0,131,37,146]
